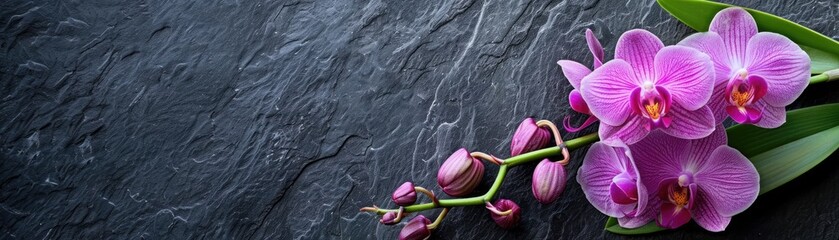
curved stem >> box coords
[426,208,449,230]
[536,120,570,165]
[471,152,503,165]
[414,187,439,206]
[368,132,599,215]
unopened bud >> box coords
[486,199,521,229]
[532,159,567,204]
[380,211,399,225]
[510,118,551,156]
[392,182,417,206]
[399,215,432,240]
[437,148,484,197]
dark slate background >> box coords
[1,0,837,239]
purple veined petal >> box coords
[659,105,715,140]
[557,60,592,89]
[630,131,688,194]
[683,125,727,172]
[654,46,715,111]
[614,29,664,82]
[569,90,590,114]
[586,28,605,69]
[744,32,810,107]
[691,186,732,232]
[693,146,759,217]
[617,196,658,228]
[580,59,640,126]
[678,32,733,85]
[598,116,650,145]
[657,202,692,229]
[752,100,786,128]
[707,81,729,124]
[709,7,758,69]
[577,142,637,217]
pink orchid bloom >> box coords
[631,127,759,232]
[557,28,605,132]
[577,142,653,228]
[581,29,716,145]
[679,7,810,127]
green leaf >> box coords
[605,217,667,235]
[727,104,839,194]
[605,103,839,235]
[656,0,839,74]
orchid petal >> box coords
[694,146,759,217]
[577,143,637,217]
[569,90,590,114]
[744,32,810,107]
[586,28,605,69]
[615,29,664,82]
[558,60,591,89]
[752,101,786,128]
[580,59,639,126]
[630,131,687,192]
[678,32,733,85]
[691,187,732,232]
[709,7,757,69]
[617,195,658,228]
[658,202,691,229]
[659,105,715,140]
[654,46,715,110]
[683,125,727,171]
[563,115,598,133]
[708,82,729,123]
[726,106,749,124]
[598,116,649,145]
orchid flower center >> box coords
[632,84,672,130]
[666,174,693,208]
[723,70,768,124]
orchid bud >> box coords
[510,118,551,156]
[399,215,432,240]
[437,148,484,197]
[392,182,417,206]
[531,159,567,204]
[487,199,521,229]
[380,211,399,225]
[609,172,639,205]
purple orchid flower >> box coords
[577,142,652,228]
[581,29,716,145]
[631,127,759,231]
[679,7,810,127]
[557,28,605,132]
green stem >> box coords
[809,73,829,84]
[810,70,838,84]
[374,132,599,215]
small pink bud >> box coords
[609,172,638,205]
[487,199,521,229]
[531,159,567,204]
[399,215,432,240]
[510,118,551,156]
[380,212,399,225]
[437,148,484,197]
[392,182,417,206]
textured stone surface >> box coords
[1,0,838,239]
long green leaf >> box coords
[606,103,839,234]
[657,0,839,74]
